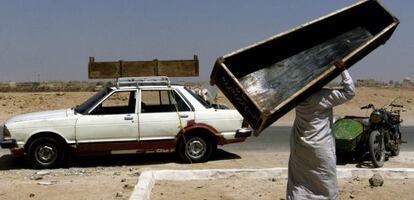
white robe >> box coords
[287,70,355,200]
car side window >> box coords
[141,90,190,113]
[90,91,136,115]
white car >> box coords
[0,77,251,168]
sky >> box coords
[0,0,412,82]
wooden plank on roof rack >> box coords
[88,55,199,79]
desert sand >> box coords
[151,177,414,200]
[1,87,414,125]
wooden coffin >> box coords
[88,55,199,79]
[210,0,399,136]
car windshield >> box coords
[75,87,112,114]
[184,88,211,108]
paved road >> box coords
[222,126,414,152]
[1,126,413,156]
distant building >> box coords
[9,81,17,88]
[356,79,386,87]
[402,77,412,88]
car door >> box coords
[138,88,194,141]
[75,89,139,143]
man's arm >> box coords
[317,69,356,109]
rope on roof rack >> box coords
[116,76,171,88]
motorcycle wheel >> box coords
[391,126,401,157]
[391,145,400,156]
[369,130,385,168]
[391,139,400,156]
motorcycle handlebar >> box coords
[360,103,403,110]
[390,103,403,108]
[360,104,374,110]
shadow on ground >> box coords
[0,154,27,170]
[0,148,241,170]
[336,152,377,168]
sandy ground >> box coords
[0,92,94,123]
[151,177,414,200]
[1,87,414,199]
[1,87,414,125]
[1,150,413,199]
[0,167,137,200]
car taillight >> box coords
[3,126,11,138]
[242,119,249,128]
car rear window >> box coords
[141,90,191,113]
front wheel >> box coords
[369,130,385,168]
[177,135,215,163]
[27,137,66,169]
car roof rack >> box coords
[116,76,171,88]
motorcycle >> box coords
[333,100,405,168]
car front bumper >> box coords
[0,138,17,149]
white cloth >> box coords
[287,70,355,200]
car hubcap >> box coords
[186,138,206,159]
[36,144,57,164]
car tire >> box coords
[28,137,66,169]
[178,135,214,163]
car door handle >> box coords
[179,114,189,118]
[124,115,134,120]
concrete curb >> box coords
[129,167,414,200]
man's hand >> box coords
[334,60,346,71]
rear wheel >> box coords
[178,135,215,163]
[28,137,66,169]
[390,141,400,157]
[391,127,401,157]
[369,131,385,168]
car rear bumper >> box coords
[218,128,252,145]
[0,138,17,149]
[235,128,252,138]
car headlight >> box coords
[3,126,11,138]
[370,112,382,124]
